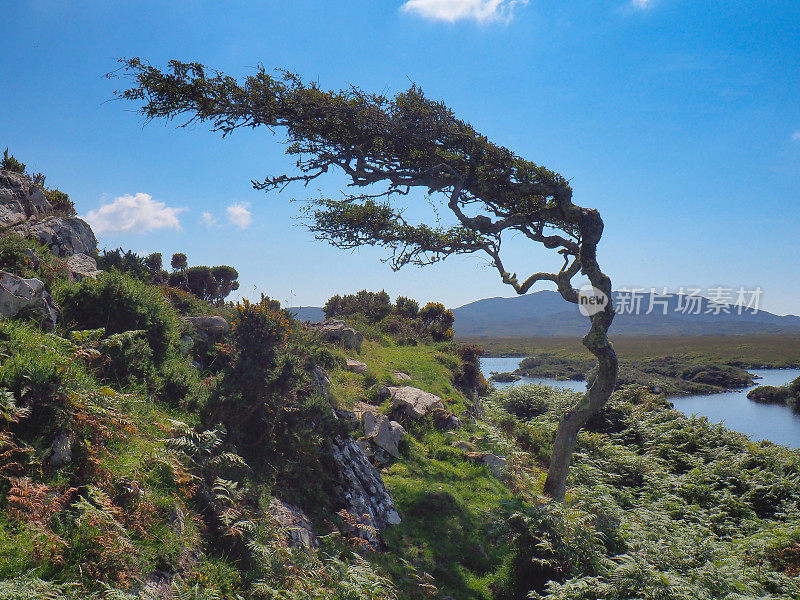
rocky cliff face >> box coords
[0,169,99,329]
[0,170,97,257]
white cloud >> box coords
[792,131,800,141]
[400,0,527,23]
[84,193,184,235]
[226,202,252,229]
[202,211,218,227]
[631,0,651,8]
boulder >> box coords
[0,270,58,331]
[12,216,97,257]
[0,170,52,227]
[362,411,406,458]
[183,315,231,338]
[345,358,368,374]
[66,253,101,280]
[268,498,319,549]
[392,371,412,382]
[466,452,508,477]
[49,431,76,467]
[452,440,477,452]
[389,386,445,419]
[311,319,363,351]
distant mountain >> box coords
[452,290,800,337]
[288,306,325,322]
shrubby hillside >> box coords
[1,160,799,599]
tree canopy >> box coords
[113,58,618,500]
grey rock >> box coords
[331,436,401,549]
[392,371,412,381]
[268,498,319,549]
[345,358,368,374]
[66,253,101,280]
[389,386,445,419]
[12,216,97,257]
[0,170,52,227]
[183,315,231,337]
[0,270,58,331]
[310,319,363,351]
[362,411,406,458]
[312,366,332,400]
[50,431,75,467]
[452,440,477,452]
[466,452,508,477]
[432,407,460,431]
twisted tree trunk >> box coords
[543,205,618,502]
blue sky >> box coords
[2,0,799,314]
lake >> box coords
[480,357,800,448]
[480,356,589,393]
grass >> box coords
[379,428,518,600]
[329,339,468,412]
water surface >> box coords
[480,356,588,393]
[480,357,800,448]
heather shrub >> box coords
[57,271,180,363]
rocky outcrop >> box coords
[392,371,412,382]
[345,359,368,374]
[0,270,58,331]
[331,436,401,550]
[389,386,445,419]
[11,215,97,257]
[0,171,52,227]
[66,253,101,280]
[268,498,319,549]
[310,319,363,351]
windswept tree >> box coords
[113,58,618,501]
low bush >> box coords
[57,271,180,364]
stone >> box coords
[431,407,460,431]
[352,401,381,419]
[183,315,231,337]
[466,452,508,478]
[268,498,319,549]
[345,358,368,374]
[49,431,75,466]
[452,440,477,452]
[392,371,412,381]
[12,216,97,257]
[0,170,52,227]
[362,411,406,458]
[310,319,363,351]
[312,366,332,400]
[0,270,58,331]
[66,253,101,280]
[331,436,401,549]
[389,386,445,419]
